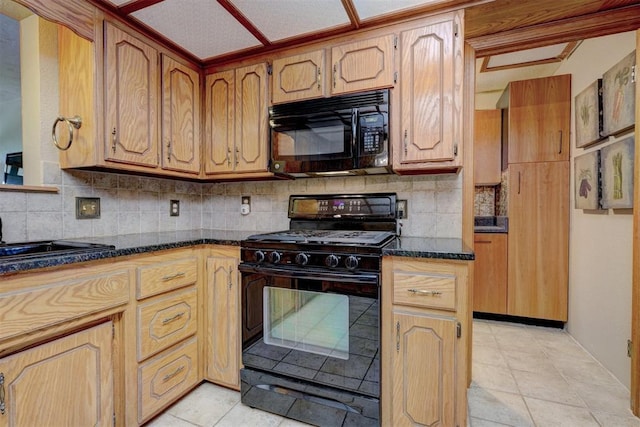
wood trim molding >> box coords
[632,30,640,417]
[14,0,95,41]
[479,41,578,72]
[467,4,640,57]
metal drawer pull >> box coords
[162,272,186,282]
[51,115,82,151]
[162,312,185,325]
[162,366,185,382]
[408,289,442,296]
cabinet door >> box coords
[473,233,508,314]
[474,109,502,185]
[105,22,159,167]
[204,70,235,174]
[272,50,324,104]
[0,322,113,427]
[396,18,460,170]
[508,74,571,163]
[205,256,240,389]
[331,34,395,95]
[161,55,200,174]
[391,311,456,427]
[234,63,269,173]
[508,162,569,321]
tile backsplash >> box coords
[0,171,463,242]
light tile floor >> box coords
[147,319,639,427]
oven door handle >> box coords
[239,263,379,285]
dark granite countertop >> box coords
[1,230,474,275]
[0,229,251,275]
[383,237,474,261]
[474,216,508,234]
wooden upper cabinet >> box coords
[394,13,462,173]
[331,34,396,95]
[204,70,235,174]
[272,50,324,104]
[506,74,571,163]
[508,161,569,321]
[474,109,502,185]
[234,63,269,173]
[161,55,201,174]
[105,22,159,168]
[204,63,269,176]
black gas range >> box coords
[238,193,398,426]
[241,193,398,274]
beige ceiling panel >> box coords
[352,0,440,20]
[230,0,349,41]
[486,44,568,69]
[132,0,261,60]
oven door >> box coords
[239,263,380,426]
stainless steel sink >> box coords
[0,240,115,261]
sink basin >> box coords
[0,240,114,261]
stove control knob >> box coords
[254,250,265,263]
[325,254,340,268]
[345,255,359,270]
[295,253,309,266]
[269,251,281,264]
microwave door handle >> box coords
[352,108,359,158]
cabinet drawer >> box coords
[137,288,197,361]
[137,257,197,299]
[138,337,199,423]
[0,271,129,341]
[393,271,456,311]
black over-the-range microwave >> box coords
[269,89,390,177]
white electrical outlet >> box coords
[241,196,251,215]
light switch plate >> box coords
[76,197,100,219]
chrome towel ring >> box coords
[51,116,82,151]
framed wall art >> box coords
[574,150,600,209]
[575,79,603,148]
[601,136,635,209]
[602,50,636,136]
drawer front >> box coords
[138,288,197,361]
[0,271,129,341]
[138,337,199,423]
[137,257,198,299]
[393,271,456,311]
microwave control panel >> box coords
[359,113,386,155]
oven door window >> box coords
[264,287,349,360]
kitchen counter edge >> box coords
[0,231,475,275]
[383,236,474,261]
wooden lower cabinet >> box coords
[508,161,569,321]
[473,233,508,314]
[204,246,241,389]
[391,312,457,426]
[138,337,199,421]
[0,322,114,427]
[382,257,469,427]
[133,249,200,424]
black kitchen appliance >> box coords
[239,193,397,426]
[269,90,390,178]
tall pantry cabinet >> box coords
[500,74,571,322]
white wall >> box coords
[555,31,636,389]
